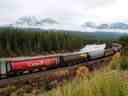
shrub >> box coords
[120,57,128,70]
[44,70,128,96]
[0,86,17,96]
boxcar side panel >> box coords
[11,56,58,71]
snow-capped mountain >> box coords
[8,16,128,33]
[14,16,38,26]
[12,16,59,27]
[110,22,128,29]
[97,24,110,29]
[82,22,97,28]
[39,18,58,25]
[10,16,83,31]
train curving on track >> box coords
[0,43,122,79]
[0,43,122,89]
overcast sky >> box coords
[0,0,128,25]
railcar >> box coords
[104,49,114,57]
[59,52,88,66]
[0,43,122,79]
[80,44,106,59]
[87,49,105,59]
[11,56,59,71]
[112,43,122,52]
[0,55,59,78]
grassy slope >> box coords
[44,70,127,96]
[5,70,128,96]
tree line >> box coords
[119,35,128,55]
[0,27,89,57]
[0,27,127,57]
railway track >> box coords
[0,53,114,88]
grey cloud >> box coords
[0,0,118,25]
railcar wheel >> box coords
[29,70,33,73]
[15,71,23,76]
[7,71,15,77]
[0,76,1,80]
[1,74,7,79]
[40,67,47,71]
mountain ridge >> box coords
[11,16,59,26]
[6,16,128,32]
[82,22,128,30]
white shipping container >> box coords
[80,44,106,59]
[88,49,105,59]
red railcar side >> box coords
[10,56,59,71]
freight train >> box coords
[0,43,121,78]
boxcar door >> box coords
[0,61,7,75]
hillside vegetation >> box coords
[43,71,127,96]
[0,27,87,57]
[0,27,126,57]
[9,62,128,96]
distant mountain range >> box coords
[11,16,58,26]
[0,15,127,41]
[82,22,128,30]
[7,16,128,32]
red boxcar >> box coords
[10,56,59,71]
